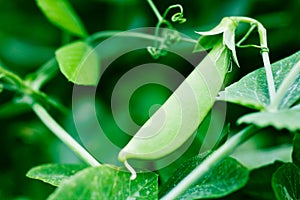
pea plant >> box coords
[1,0,300,199]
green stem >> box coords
[147,0,163,21]
[0,66,24,90]
[262,51,276,104]
[88,30,196,44]
[268,60,300,111]
[28,58,58,90]
[162,125,259,199]
[236,24,256,47]
[32,103,101,167]
[233,16,276,104]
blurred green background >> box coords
[0,0,299,199]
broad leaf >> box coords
[238,106,300,131]
[48,165,158,200]
[36,0,87,37]
[272,163,300,200]
[292,133,300,168]
[55,41,100,86]
[159,155,249,199]
[218,50,300,110]
[26,164,86,186]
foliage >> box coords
[0,0,299,199]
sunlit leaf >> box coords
[36,0,87,37]
[272,163,300,200]
[26,164,86,186]
[218,50,300,110]
[159,155,249,199]
[48,165,158,199]
[238,106,300,131]
[55,41,100,86]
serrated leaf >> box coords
[292,133,300,168]
[26,164,86,186]
[48,165,158,200]
[218,50,300,110]
[55,41,100,86]
[272,163,300,200]
[36,0,87,37]
[238,106,300,131]
[159,155,249,199]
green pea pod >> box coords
[118,40,230,170]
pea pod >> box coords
[118,40,230,171]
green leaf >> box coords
[292,133,300,168]
[238,106,300,131]
[36,0,87,37]
[272,163,300,200]
[242,161,283,200]
[48,165,158,200]
[55,41,100,86]
[159,155,249,199]
[218,50,300,110]
[26,164,86,186]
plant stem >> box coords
[262,51,276,104]
[233,17,276,103]
[32,103,101,167]
[162,125,258,199]
[88,30,196,44]
[28,58,58,90]
[147,0,163,21]
[268,60,300,111]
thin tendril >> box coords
[162,4,186,24]
[124,160,137,180]
[236,24,257,47]
[147,3,186,59]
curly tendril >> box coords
[147,4,186,59]
[162,4,186,24]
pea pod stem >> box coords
[32,103,101,167]
[233,17,276,104]
[161,125,259,199]
[147,0,163,21]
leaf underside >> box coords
[238,107,300,131]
